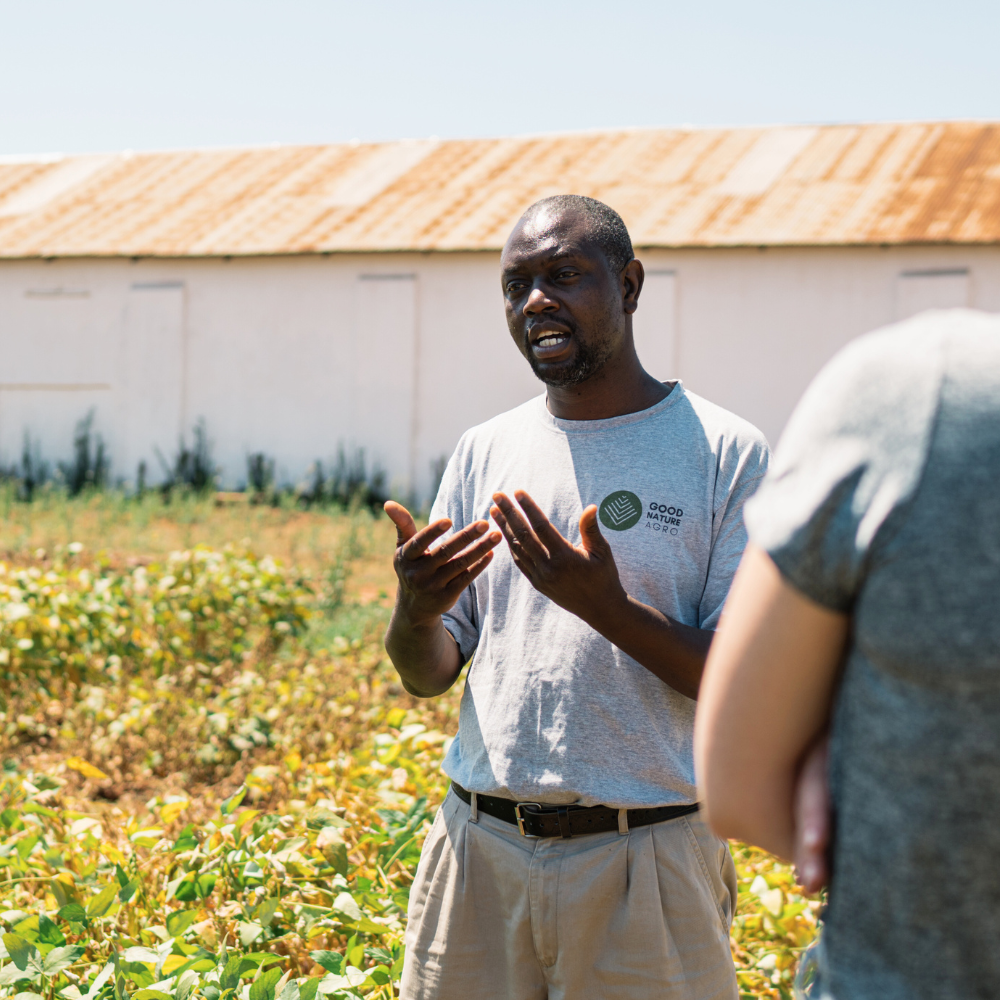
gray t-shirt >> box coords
[745,310,1000,1000]
[432,384,769,808]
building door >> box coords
[632,271,677,382]
[123,282,185,485]
[352,274,418,497]
[895,269,970,321]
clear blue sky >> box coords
[2,0,999,155]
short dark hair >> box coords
[524,194,634,275]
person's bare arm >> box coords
[490,491,712,700]
[694,545,848,860]
[383,501,501,698]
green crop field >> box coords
[0,492,819,1000]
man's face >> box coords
[500,208,626,388]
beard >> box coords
[525,329,616,388]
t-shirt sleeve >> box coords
[744,323,943,611]
[428,436,481,663]
[698,434,770,629]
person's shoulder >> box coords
[676,386,770,455]
[786,312,958,447]
[457,394,545,442]
[819,312,952,385]
[450,394,546,461]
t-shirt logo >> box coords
[598,490,643,531]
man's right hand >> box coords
[383,502,500,698]
[385,501,501,625]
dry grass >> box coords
[0,490,399,606]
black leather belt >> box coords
[452,782,699,839]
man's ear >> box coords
[622,258,644,316]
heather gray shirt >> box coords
[432,384,769,809]
[745,310,1000,1000]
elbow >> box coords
[696,740,778,845]
[698,760,796,860]
[699,793,754,844]
[697,763,746,842]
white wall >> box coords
[1,244,997,498]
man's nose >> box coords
[523,286,558,316]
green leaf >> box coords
[219,954,243,993]
[114,864,130,888]
[368,966,391,986]
[3,933,36,972]
[221,785,248,817]
[309,953,343,976]
[196,872,218,899]
[248,967,282,1000]
[238,922,263,946]
[56,903,87,925]
[240,955,283,974]
[0,807,18,829]
[277,982,299,1000]
[133,992,173,1000]
[83,961,114,998]
[255,898,279,927]
[172,825,198,852]
[36,916,65,947]
[120,880,139,903]
[50,879,78,910]
[332,893,362,923]
[12,916,40,944]
[86,883,119,918]
[15,836,39,861]
[165,910,197,938]
[22,803,57,818]
[297,979,319,1000]
[122,948,159,965]
[41,945,85,976]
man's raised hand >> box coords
[384,501,501,627]
[490,491,627,628]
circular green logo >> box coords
[598,490,643,531]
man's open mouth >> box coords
[529,328,572,360]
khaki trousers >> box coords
[401,789,738,1000]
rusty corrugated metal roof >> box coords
[2,122,1000,257]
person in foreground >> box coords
[695,308,1000,999]
[382,194,769,1000]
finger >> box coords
[441,550,495,598]
[492,493,548,561]
[434,530,502,585]
[578,505,610,554]
[794,738,831,893]
[426,520,490,566]
[400,518,453,560]
[384,501,417,544]
[514,491,570,551]
[489,503,537,573]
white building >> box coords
[1,122,998,498]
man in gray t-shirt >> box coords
[383,195,768,999]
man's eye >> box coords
[506,281,526,294]
[556,270,578,280]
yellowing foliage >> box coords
[0,530,820,1000]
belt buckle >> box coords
[514,802,542,837]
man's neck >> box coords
[545,355,671,421]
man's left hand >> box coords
[490,491,625,628]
